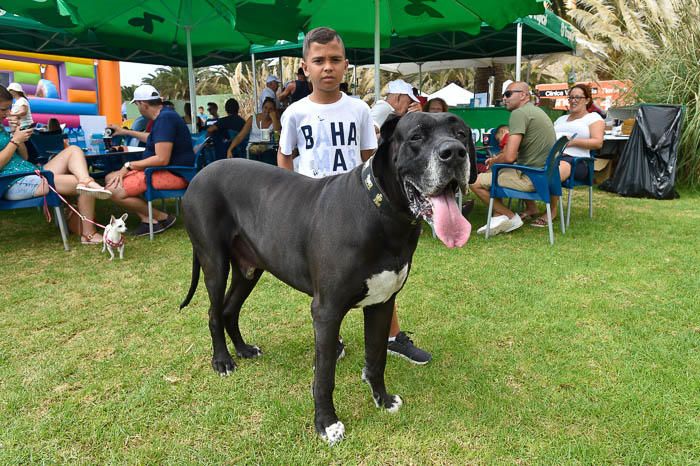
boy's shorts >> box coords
[122,170,188,197]
[477,168,535,192]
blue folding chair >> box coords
[560,151,595,228]
[27,132,65,165]
[0,171,70,250]
[143,138,211,240]
[486,136,570,245]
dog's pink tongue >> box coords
[429,192,471,248]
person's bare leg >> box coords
[109,184,168,223]
[469,182,515,218]
[34,175,100,239]
[389,304,400,338]
[44,145,97,187]
[547,162,573,221]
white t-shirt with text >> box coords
[279,93,378,178]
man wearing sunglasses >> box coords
[469,82,556,235]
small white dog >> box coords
[103,213,128,260]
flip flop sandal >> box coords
[518,212,538,221]
[530,216,551,228]
[81,232,103,245]
[77,183,113,200]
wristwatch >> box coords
[124,161,132,171]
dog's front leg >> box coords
[118,245,124,260]
[311,299,346,445]
[362,298,402,413]
[107,246,115,261]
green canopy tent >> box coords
[0,1,275,131]
[237,0,545,103]
[250,9,574,99]
[252,11,575,65]
[0,11,251,67]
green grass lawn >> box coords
[1,188,699,464]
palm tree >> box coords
[120,84,137,102]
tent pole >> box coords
[515,22,523,82]
[418,63,423,93]
[353,64,357,95]
[374,0,380,103]
[252,53,258,113]
[185,26,197,134]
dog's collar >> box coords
[361,156,417,225]
[105,235,125,248]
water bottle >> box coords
[76,127,86,150]
[91,133,104,154]
[68,128,78,146]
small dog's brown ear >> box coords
[120,213,128,222]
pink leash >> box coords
[34,169,106,230]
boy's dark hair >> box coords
[261,97,276,107]
[224,98,240,115]
[207,102,218,111]
[162,100,174,108]
[303,27,345,59]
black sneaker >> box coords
[336,337,345,362]
[387,331,431,365]
[131,221,164,237]
[158,214,177,232]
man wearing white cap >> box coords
[106,84,195,237]
[259,75,281,110]
[369,79,422,133]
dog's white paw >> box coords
[321,421,345,446]
[387,395,403,413]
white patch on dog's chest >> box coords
[357,264,409,307]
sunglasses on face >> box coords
[502,90,525,98]
[568,96,586,101]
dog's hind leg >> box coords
[222,264,264,359]
[362,298,403,413]
[202,254,235,375]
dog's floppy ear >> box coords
[120,213,128,222]
[467,127,478,184]
[379,114,401,146]
[376,115,401,163]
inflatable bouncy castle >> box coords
[0,49,121,127]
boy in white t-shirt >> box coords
[277,27,432,365]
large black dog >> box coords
[180,112,477,444]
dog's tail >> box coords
[180,249,200,310]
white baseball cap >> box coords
[7,82,24,94]
[387,79,419,102]
[266,75,281,84]
[130,84,161,103]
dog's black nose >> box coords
[438,141,467,161]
